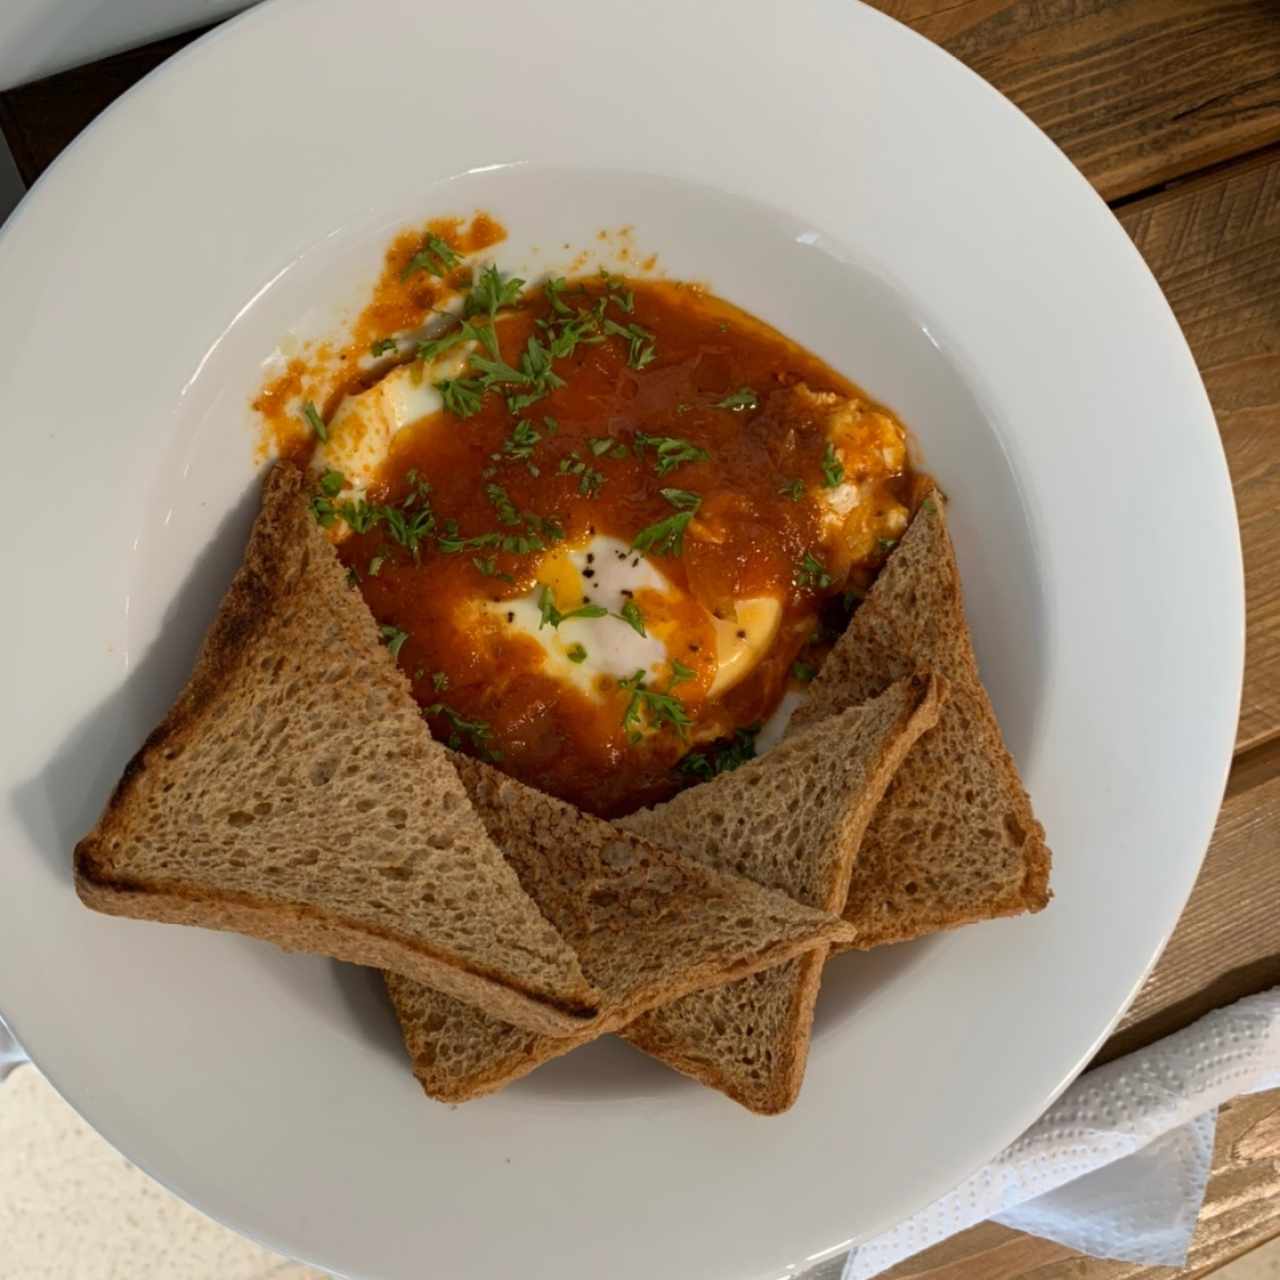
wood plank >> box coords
[1115,149,1280,754]
[880,1090,1280,1278]
[868,0,1280,202]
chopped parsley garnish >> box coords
[379,625,409,660]
[318,469,345,497]
[500,419,542,467]
[520,512,566,548]
[485,483,522,526]
[436,377,485,418]
[401,232,460,281]
[632,488,702,557]
[544,276,574,317]
[437,507,562,557]
[464,264,525,320]
[617,599,646,636]
[416,326,473,366]
[618,668,693,743]
[715,387,758,412]
[505,334,566,413]
[821,442,845,488]
[547,312,603,361]
[368,554,385,577]
[471,352,530,390]
[423,701,493,755]
[566,643,588,664]
[669,659,695,686]
[600,269,635,313]
[333,496,380,534]
[589,435,629,459]
[676,727,758,780]
[558,451,605,497]
[370,337,398,357]
[791,659,817,683]
[778,477,805,501]
[794,551,833,590]
[633,432,709,476]
[472,555,512,581]
[432,671,449,692]
[381,504,435,560]
[436,524,499,555]
[537,585,608,629]
[379,474,436,560]
[602,317,656,370]
[317,471,435,555]
[301,400,328,443]
[310,496,338,527]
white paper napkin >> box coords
[795,988,1280,1280]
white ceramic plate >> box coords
[0,2,1242,1277]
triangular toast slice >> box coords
[616,674,941,1112]
[787,492,1052,947]
[75,463,600,1037]
[450,757,855,1017]
[384,682,935,1104]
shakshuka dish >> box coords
[255,214,926,819]
[76,208,1048,1115]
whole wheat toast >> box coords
[787,492,1051,946]
[77,461,851,1043]
[384,682,936,1105]
[74,463,601,1036]
[617,673,942,1112]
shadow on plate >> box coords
[324,955,690,1103]
[11,474,264,884]
[328,960,418,1068]
[812,936,938,1040]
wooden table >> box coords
[3,3,1277,1273]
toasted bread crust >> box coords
[791,490,1052,950]
[620,674,945,1112]
[74,462,602,1037]
[386,676,941,1110]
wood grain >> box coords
[1116,151,1280,755]
[867,0,1280,202]
[881,1090,1280,1279]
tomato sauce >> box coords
[258,220,918,817]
